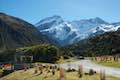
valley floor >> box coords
[0,59,120,80]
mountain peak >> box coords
[36,16,120,46]
[40,15,62,22]
[89,17,108,24]
[52,15,61,18]
[36,15,63,26]
[73,17,108,25]
[0,12,6,16]
[94,17,102,20]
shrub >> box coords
[89,69,95,75]
[66,68,76,72]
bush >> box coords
[2,70,14,76]
[66,68,76,72]
[18,44,59,63]
[89,69,95,75]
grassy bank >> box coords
[94,61,120,68]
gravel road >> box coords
[60,60,120,78]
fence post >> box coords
[78,65,83,78]
[60,68,65,80]
[100,69,106,80]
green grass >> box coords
[0,68,119,80]
[0,69,3,73]
[94,61,120,68]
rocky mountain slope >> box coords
[0,13,49,51]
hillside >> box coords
[65,30,120,56]
[0,13,50,51]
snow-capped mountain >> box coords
[36,15,120,46]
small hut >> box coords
[14,51,33,63]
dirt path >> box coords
[60,60,120,78]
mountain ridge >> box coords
[36,15,120,46]
[65,29,120,56]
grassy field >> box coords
[1,58,120,80]
[0,68,119,80]
[94,61,120,68]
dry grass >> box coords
[0,68,119,80]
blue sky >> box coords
[0,0,120,24]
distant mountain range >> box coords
[0,13,50,51]
[0,13,120,56]
[36,15,120,46]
